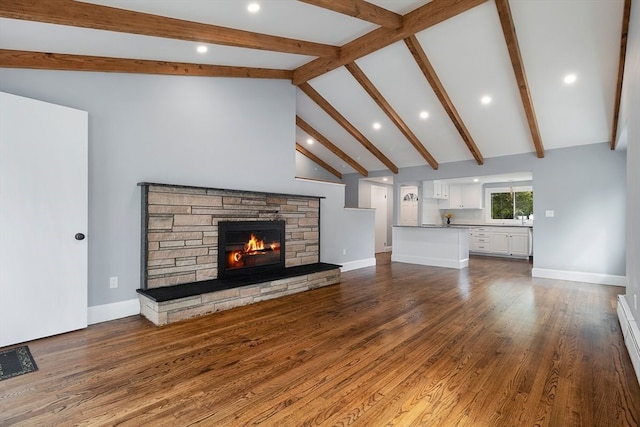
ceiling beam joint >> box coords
[293,0,489,85]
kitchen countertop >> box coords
[394,224,472,229]
[421,223,534,228]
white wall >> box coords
[0,69,375,311]
[621,0,640,319]
[294,151,342,183]
[360,142,626,283]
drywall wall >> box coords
[621,0,639,320]
[294,151,342,183]
[0,69,374,310]
[347,142,626,281]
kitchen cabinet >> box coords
[489,231,509,254]
[508,232,530,257]
[469,226,531,258]
[440,184,482,209]
[423,180,449,199]
[393,226,469,269]
[469,227,490,252]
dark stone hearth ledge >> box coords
[137,182,326,200]
[137,262,341,303]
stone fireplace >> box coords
[136,183,340,325]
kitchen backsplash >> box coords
[422,200,533,226]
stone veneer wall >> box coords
[140,183,321,289]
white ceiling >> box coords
[0,0,627,178]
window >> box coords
[485,186,533,223]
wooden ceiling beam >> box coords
[298,82,398,173]
[495,0,544,158]
[0,49,293,79]
[295,143,343,179]
[345,62,439,170]
[404,36,484,165]
[610,0,631,150]
[298,0,402,29]
[0,0,338,58]
[293,0,488,85]
[296,116,369,177]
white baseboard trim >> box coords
[391,254,468,269]
[617,295,640,385]
[531,268,627,286]
[340,258,376,272]
[88,298,140,325]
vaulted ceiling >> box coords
[0,0,630,179]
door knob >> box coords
[75,233,85,241]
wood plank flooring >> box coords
[1,256,638,426]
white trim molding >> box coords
[617,295,640,384]
[340,258,376,272]
[88,299,140,325]
[532,268,627,286]
[392,254,469,269]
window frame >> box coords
[484,185,533,224]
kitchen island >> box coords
[392,225,469,269]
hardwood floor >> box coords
[1,257,638,426]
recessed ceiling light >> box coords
[563,73,577,84]
[196,45,208,54]
[247,3,260,13]
[473,178,479,182]
[419,111,429,119]
[373,122,381,130]
[306,138,313,145]
[481,95,492,105]
[382,177,388,182]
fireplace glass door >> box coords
[218,221,285,278]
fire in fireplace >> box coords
[217,220,286,278]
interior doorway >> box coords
[371,185,388,254]
[400,185,419,226]
[0,92,88,347]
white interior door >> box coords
[371,185,388,254]
[400,186,419,226]
[0,92,88,347]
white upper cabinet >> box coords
[423,180,449,199]
[440,184,482,209]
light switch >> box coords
[545,210,554,218]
